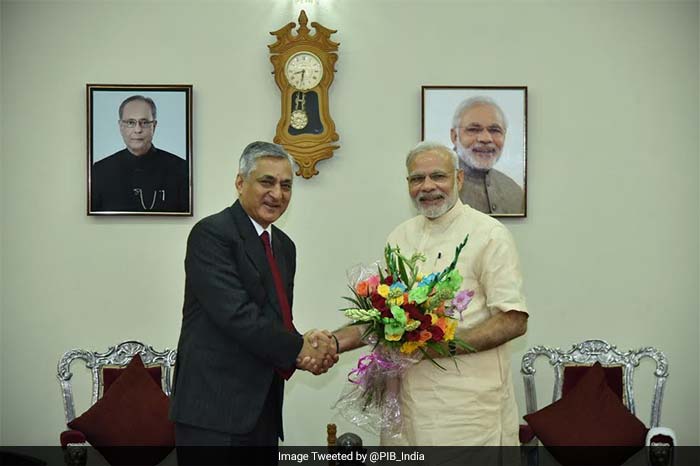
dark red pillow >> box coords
[102,365,162,395]
[562,365,624,402]
[523,362,647,465]
[68,354,175,466]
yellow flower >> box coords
[444,319,458,341]
[377,284,390,298]
[400,341,422,354]
[388,295,405,306]
[385,332,403,341]
[405,319,421,331]
[426,313,438,325]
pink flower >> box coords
[367,275,380,293]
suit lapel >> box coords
[229,201,282,318]
[230,201,266,273]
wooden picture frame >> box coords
[422,86,527,217]
[87,84,193,216]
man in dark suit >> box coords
[170,141,336,457]
[91,95,189,213]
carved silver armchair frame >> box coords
[521,339,669,429]
[57,340,177,424]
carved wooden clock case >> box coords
[269,11,339,179]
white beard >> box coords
[455,139,502,171]
[412,179,459,219]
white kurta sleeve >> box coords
[479,224,528,314]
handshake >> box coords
[296,329,340,375]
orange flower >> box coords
[435,316,448,332]
[419,330,432,342]
[355,281,369,297]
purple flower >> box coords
[451,290,474,320]
[452,290,474,311]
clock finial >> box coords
[298,10,308,28]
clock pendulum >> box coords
[290,91,309,130]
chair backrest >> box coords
[520,339,668,428]
[57,340,177,423]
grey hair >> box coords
[238,141,293,178]
[406,141,459,170]
[119,95,157,120]
[451,96,507,131]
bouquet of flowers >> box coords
[334,236,474,436]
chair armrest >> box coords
[60,431,88,466]
[646,427,676,446]
[59,430,86,448]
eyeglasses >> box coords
[120,119,156,129]
[407,171,455,187]
[457,125,505,137]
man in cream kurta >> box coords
[333,141,528,447]
[381,198,526,446]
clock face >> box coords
[284,52,324,90]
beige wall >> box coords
[1,0,698,445]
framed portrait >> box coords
[87,84,193,216]
[422,86,527,217]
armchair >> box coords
[57,340,177,465]
[519,339,673,464]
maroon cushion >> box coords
[519,424,536,444]
[68,354,175,465]
[524,362,647,465]
[563,365,624,403]
[103,365,162,395]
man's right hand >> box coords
[296,329,338,375]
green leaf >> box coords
[438,234,469,281]
[418,347,447,370]
[428,342,449,356]
[453,339,476,353]
[361,325,375,341]
[341,296,363,308]
[397,255,409,286]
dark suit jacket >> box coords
[169,200,303,437]
[91,146,189,213]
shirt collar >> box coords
[248,216,272,245]
[421,198,465,232]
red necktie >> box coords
[260,231,296,380]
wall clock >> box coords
[269,10,339,179]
